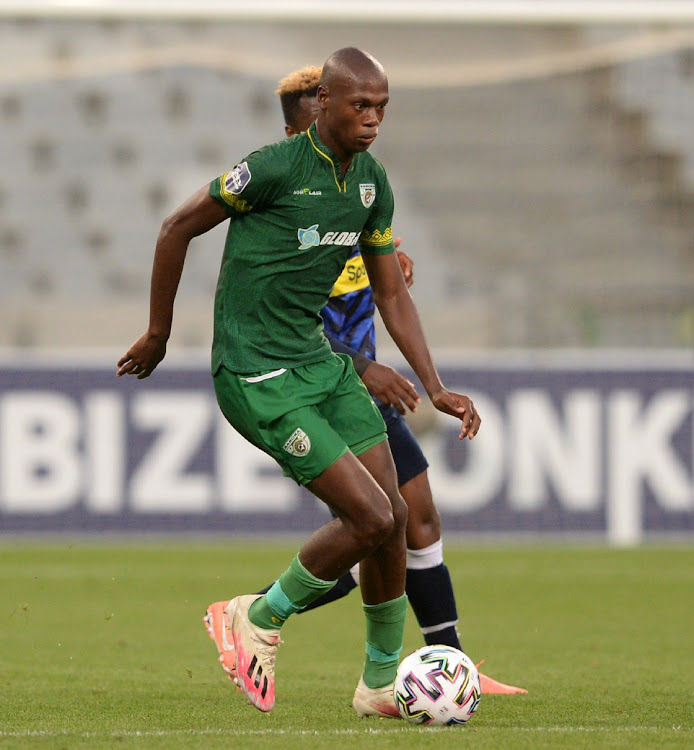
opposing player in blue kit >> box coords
[119,48,484,717]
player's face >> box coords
[285,95,321,137]
[317,72,389,160]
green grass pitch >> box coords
[2,542,693,749]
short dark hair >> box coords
[276,65,321,130]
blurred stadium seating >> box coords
[1,17,694,350]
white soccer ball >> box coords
[393,645,481,726]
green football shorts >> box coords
[213,353,387,485]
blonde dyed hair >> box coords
[276,65,322,129]
[275,65,322,96]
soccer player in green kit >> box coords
[253,64,526,696]
[117,48,481,717]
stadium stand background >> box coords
[1,17,694,351]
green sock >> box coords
[362,594,408,688]
[249,555,336,629]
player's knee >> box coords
[360,490,407,550]
[367,507,395,544]
[420,506,441,539]
[356,498,396,549]
[407,506,441,549]
[392,491,409,534]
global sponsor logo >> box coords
[297,224,320,250]
[320,231,361,246]
[297,224,361,250]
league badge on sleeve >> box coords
[224,161,252,195]
[359,183,376,208]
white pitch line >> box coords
[0,726,685,738]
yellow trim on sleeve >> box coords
[219,174,254,212]
[360,227,393,247]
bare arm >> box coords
[117,185,228,379]
[395,244,414,288]
[362,251,480,439]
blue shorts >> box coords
[376,401,429,487]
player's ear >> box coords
[317,85,329,109]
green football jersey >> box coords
[209,122,395,374]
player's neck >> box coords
[337,158,353,179]
[314,122,354,177]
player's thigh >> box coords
[400,469,441,549]
[378,404,440,546]
[307,446,393,527]
[357,440,409,534]
[378,403,430,488]
[356,438,400,502]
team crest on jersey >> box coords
[283,428,311,457]
[224,161,251,195]
[359,183,376,208]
